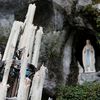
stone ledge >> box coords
[78,71,100,84]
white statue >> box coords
[48,97,53,100]
[82,40,95,73]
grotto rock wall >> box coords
[0,0,100,98]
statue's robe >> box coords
[82,44,95,73]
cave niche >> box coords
[67,28,100,85]
[74,29,100,71]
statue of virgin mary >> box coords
[82,40,95,73]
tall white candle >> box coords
[30,65,47,100]
[28,26,37,63]
[17,4,36,100]
[24,4,36,25]
[32,27,43,68]
[2,21,23,61]
[2,21,23,84]
[0,21,23,100]
[17,24,34,100]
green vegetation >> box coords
[56,83,100,100]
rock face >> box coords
[77,0,92,6]
[78,72,100,85]
[0,0,29,37]
[63,35,73,84]
[0,12,14,36]
[0,0,100,99]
